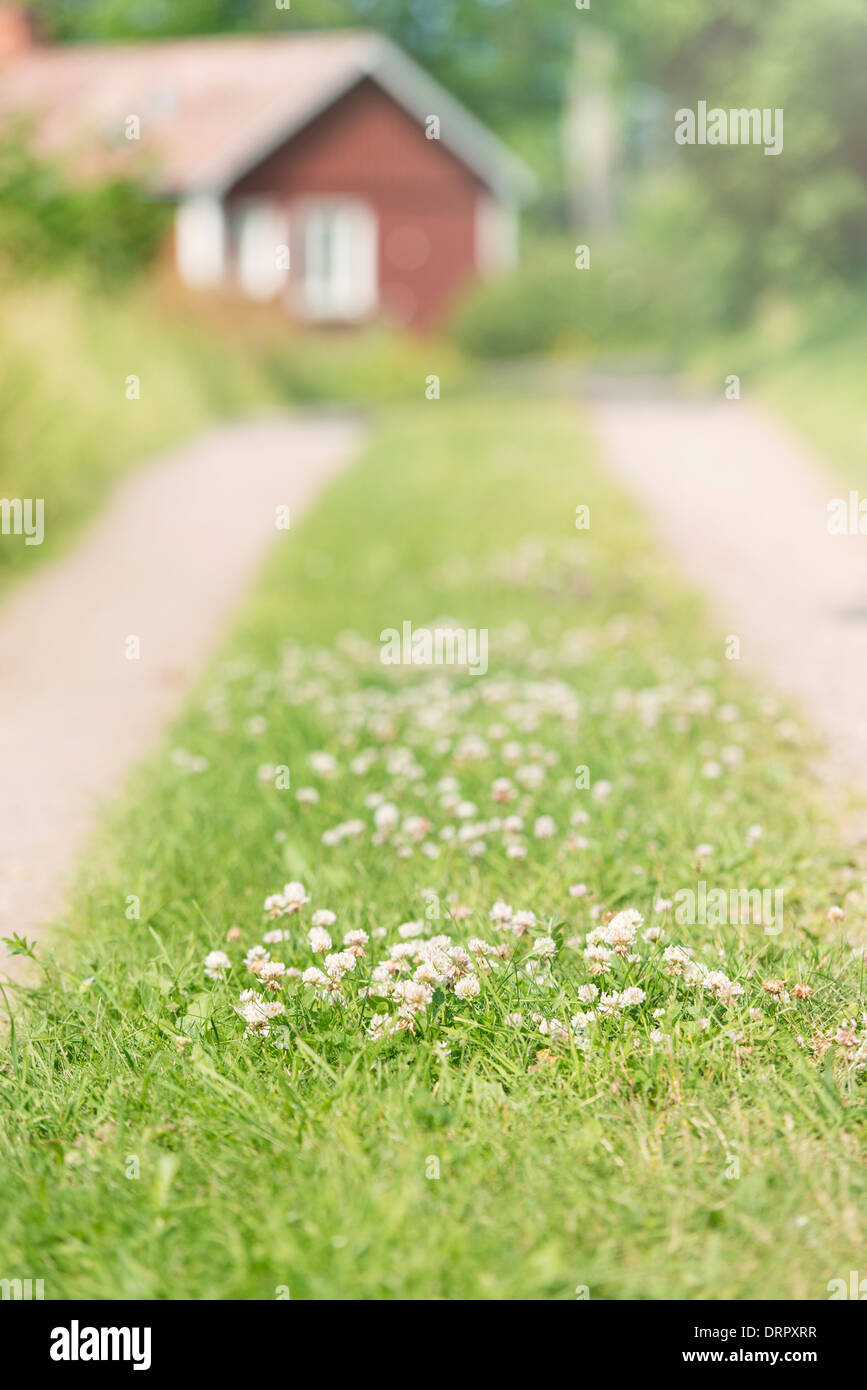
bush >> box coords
[450,249,583,359]
[0,135,169,287]
[451,183,755,362]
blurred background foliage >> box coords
[4,0,867,359]
[0,133,170,285]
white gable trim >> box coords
[205,34,535,204]
[363,38,536,202]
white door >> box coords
[296,200,378,321]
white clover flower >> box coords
[600,908,643,953]
[583,943,612,975]
[704,970,731,995]
[511,909,537,936]
[467,937,495,958]
[403,815,432,841]
[259,960,286,982]
[296,787,319,805]
[568,883,588,898]
[704,971,744,1004]
[312,908,336,928]
[533,815,557,839]
[374,802,399,832]
[282,881,310,913]
[244,945,269,973]
[454,974,481,1001]
[662,944,692,977]
[617,986,646,1007]
[308,926,332,953]
[533,935,557,959]
[490,901,513,923]
[325,950,356,979]
[539,1017,569,1043]
[240,999,269,1026]
[576,983,598,1004]
[397,919,425,939]
[309,751,338,777]
[204,950,230,980]
[343,928,369,953]
[394,980,431,1013]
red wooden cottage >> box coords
[0,12,534,329]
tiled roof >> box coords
[0,29,534,199]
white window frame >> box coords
[292,198,378,322]
[475,194,518,278]
[175,195,225,289]
[232,198,290,301]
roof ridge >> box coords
[19,26,379,56]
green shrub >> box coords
[450,249,583,358]
[0,134,169,287]
[451,184,752,362]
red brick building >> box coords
[0,15,534,329]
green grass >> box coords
[0,283,274,591]
[685,292,867,489]
[1,398,865,1300]
[0,280,466,594]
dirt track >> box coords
[589,380,867,801]
[0,414,363,978]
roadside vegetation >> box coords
[1,399,864,1299]
[0,134,460,592]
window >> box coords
[175,195,225,289]
[297,201,378,321]
[475,195,518,277]
[233,200,289,301]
